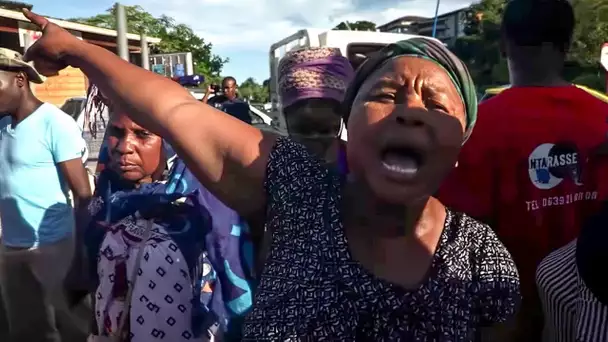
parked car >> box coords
[480,84,608,103]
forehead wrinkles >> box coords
[110,113,144,130]
[352,59,397,105]
[354,56,433,103]
[381,57,456,90]
[353,56,464,112]
[399,58,461,100]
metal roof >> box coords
[0,7,161,43]
[377,16,428,30]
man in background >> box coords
[202,76,252,124]
[0,48,92,341]
[439,0,608,339]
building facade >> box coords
[377,8,468,47]
[376,16,427,35]
[0,7,160,106]
[415,8,467,47]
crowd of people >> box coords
[0,0,605,341]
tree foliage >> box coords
[238,77,270,103]
[452,0,508,88]
[569,0,608,66]
[333,20,376,31]
[0,0,33,11]
[454,0,608,91]
[71,4,227,77]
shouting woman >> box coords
[23,10,520,340]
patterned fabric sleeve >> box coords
[473,221,522,326]
[264,136,326,205]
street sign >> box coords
[149,52,194,78]
[601,43,608,71]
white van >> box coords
[268,29,442,140]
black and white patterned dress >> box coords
[243,138,521,341]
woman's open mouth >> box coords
[380,146,424,178]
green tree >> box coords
[71,4,227,78]
[570,0,608,67]
[454,0,608,91]
[0,1,33,11]
[333,20,376,31]
[452,0,507,88]
[238,77,269,103]
[570,0,608,91]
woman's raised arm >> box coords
[23,10,276,216]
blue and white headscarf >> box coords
[86,142,255,339]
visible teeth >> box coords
[382,161,418,175]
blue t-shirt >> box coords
[0,103,86,247]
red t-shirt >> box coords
[438,86,608,298]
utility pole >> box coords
[432,0,441,38]
[116,3,129,61]
[140,34,149,70]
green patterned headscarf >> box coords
[342,38,478,143]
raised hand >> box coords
[21,9,83,76]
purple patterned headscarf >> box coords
[278,47,355,110]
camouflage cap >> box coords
[0,47,45,84]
